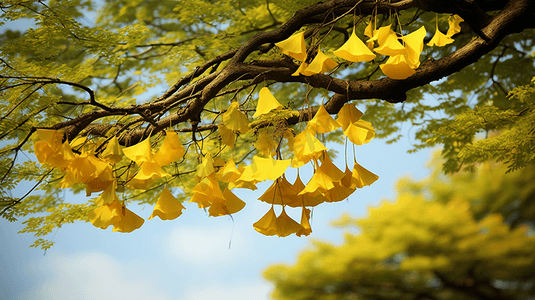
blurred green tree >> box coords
[264,159,535,300]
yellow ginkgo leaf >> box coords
[374,32,406,56]
[213,157,226,169]
[427,26,454,47]
[367,25,392,45]
[190,175,225,208]
[101,136,123,164]
[218,124,236,149]
[283,129,295,152]
[291,129,327,168]
[189,192,213,209]
[34,141,54,166]
[307,104,341,134]
[132,160,170,180]
[254,130,277,157]
[239,156,291,182]
[292,61,316,76]
[228,179,258,191]
[364,19,374,39]
[53,141,76,169]
[336,103,363,131]
[208,188,246,217]
[364,19,375,50]
[380,54,416,80]
[216,157,242,183]
[275,31,307,62]
[35,140,75,170]
[298,166,336,196]
[154,130,185,167]
[344,119,376,145]
[253,207,279,236]
[57,169,79,190]
[402,26,427,68]
[112,205,145,233]
[324,180,356,203]
[229,165,259,190]
[318,152,346,183]
[447,15,463,37]
[195,154,215,180]
[299,152,345,197]
[296,207,312,237]
[88,201,123,230]
[60,152,109,188]
[122,137,153,165]
[253,87,284,118]
[276,208,304,237]
[84,165,115,196]
[95,179,119,206]
[333,29,376,62]
[36,129,63,149]
[127,159,170,190]
[258,175,301,207]
[292,174,325,207]
[221,188,247,215]
[304,48,338,74]
[351,162,379,188]
[340,164,354,189]
[222,102,250,134]
[149,186,186,220]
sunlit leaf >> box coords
[208,188,246,217]
[88,201,123,230]
[101,136,123,164]
[333,29,376,62]
[218,124,236,149]
[149,186,186,220]
[336,103,364,131]
[307,104,341,134]
[351,162,379,188]
[253,87,284,118]
[296,207,312,237]
[253,206,279,236]
[112,205,145,233]
[154,130,186,166]
[122,137,153,165]
[380,55,416,80]
[239,156,291,182]
[275,31,307,62]
[222,102,250,134]
[304,48,338,74]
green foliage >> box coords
[265,159,535,300]
[399,154,535,228]
[423,78,535,173]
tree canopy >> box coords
[1,0,534,248]
[264,159,535,300]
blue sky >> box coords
[0,113,433,300]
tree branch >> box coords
[30,0,535,147]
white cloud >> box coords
[166,225,252,267]
[23,252,171,300]
[182,281,272,300]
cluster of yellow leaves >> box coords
[275,15,463,80]
[244,88,379,237]
[34,129,187,232]
[33,87,378,237]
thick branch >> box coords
[42,0,535,146]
